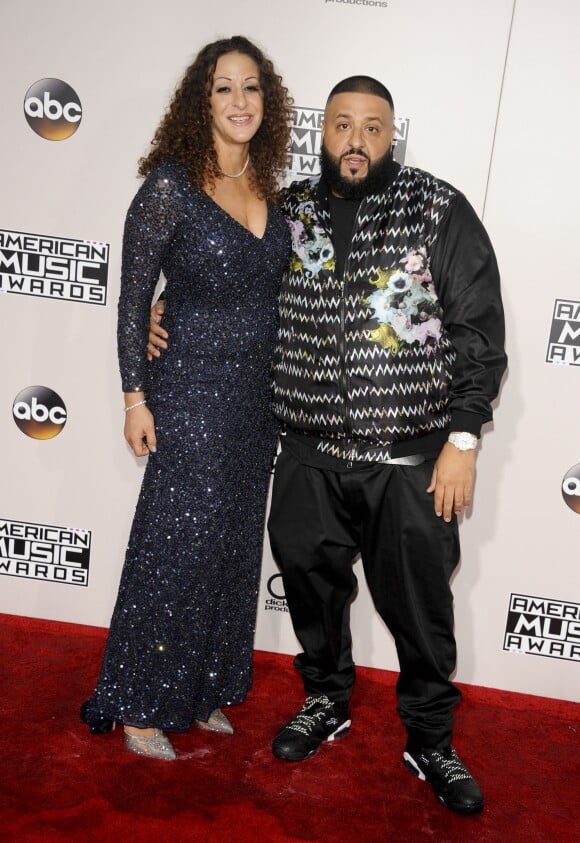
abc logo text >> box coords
[562,464,580,514]
[24,78,82,141]
[13,386,67,440]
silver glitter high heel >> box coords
[123,728,176,760]
[195,708,234,734]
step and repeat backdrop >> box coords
[1,0,578,703]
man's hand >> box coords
[147,299,168,360]
[427,442,476,522]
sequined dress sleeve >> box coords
[117,162,186,393]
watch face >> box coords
[449,433,477,450]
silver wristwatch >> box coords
[448,432,478,451]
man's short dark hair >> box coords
[326,76,394,113]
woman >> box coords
[81,36,292,760]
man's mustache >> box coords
[340,148,370,162]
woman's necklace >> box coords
[217,156,250,179]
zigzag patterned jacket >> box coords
[271,166,507,462]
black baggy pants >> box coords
[267,442,462,750]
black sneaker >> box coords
[272,694,351,761]
[403,745,484,815]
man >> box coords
[149,76,506,816]
[268,75,506,817]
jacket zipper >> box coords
[337,211,361,439]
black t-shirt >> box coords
[327,193,360,279]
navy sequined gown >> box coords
[87,160,290,730]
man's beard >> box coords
[320,144,394,199]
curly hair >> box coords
[139,36,293,199]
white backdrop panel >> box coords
[1,0,578,702]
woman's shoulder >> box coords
[137,160,205,215]
[145,159,191,191]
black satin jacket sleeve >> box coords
[430,193,508,436]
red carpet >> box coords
[1,613,578,842]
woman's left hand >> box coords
[124,399,157,457]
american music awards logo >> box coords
[545,299,580,366]
[0,229,109,305]
[286,106,409,179]
[504,593,580,662]
[0,518,91,587]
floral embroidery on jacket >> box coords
[367,246,442,353]
[287,196,335,277]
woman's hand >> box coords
[124,394,157,457]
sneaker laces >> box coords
[426,748,472,783]
[285,695,336,736]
